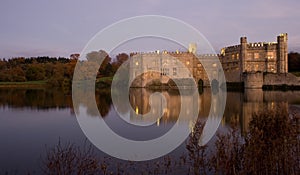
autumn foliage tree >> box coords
[0,51,130,87]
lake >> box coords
[0,87,299,174]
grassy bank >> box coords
[290,72,300,77]
[0,77,114,89]
[0,81,48,88]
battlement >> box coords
[246,42,278,50]
[222,43,278,53]
[221,45,241,53]
[130,51,219,58]
[130,51,191,57]
[225,45,240,49]
[196,54,219,58]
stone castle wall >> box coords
[220,33,292,88]
[243,72,264,89]
[264,73,300,86]
[129,33,298,89]
[129,52,220,88]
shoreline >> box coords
[2,81,300,92]
[0,81,48,88]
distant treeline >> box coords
[0,52,299,86]
[0,53,129,87]
[288,52,300,72]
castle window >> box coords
[173,68,177,76]
[231,54,235,60]
[236,53,239,59]
[267,52,274,59]
[186,61,190,65]
[254,53,259,59]
[247,53,253,59]
[212,63,217,68]
[135,61,139,66]
[162,68,169,76]
[197,63,201,67]
[272,68,276,73]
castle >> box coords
[221,33,288,75]
[129,46,220,88]
[129,33,300,89]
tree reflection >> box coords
[0,88,72,110]
[95,88,112,117]
[0,88,113,117]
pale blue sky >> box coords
[0,0,300,58]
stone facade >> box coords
[129,33,300,89]
[129,50,220,88]
[220,34,288,81]
[219,33,300,88]
[243,72,264,89]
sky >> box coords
[0,0,300,58]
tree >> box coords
[11,67,26,82]
[86,50,112,77]
[111,53,129,73]
[25,64,45,81]
[243,105,299,174]
[288,52,300,72]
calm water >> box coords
[0,87,299,173]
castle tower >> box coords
[240,37,247,79]
[277,33,288,73]
[188,43,197,54]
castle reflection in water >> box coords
[129,88,299,133]
[0,88,299,133]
